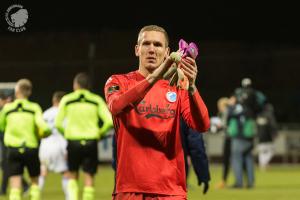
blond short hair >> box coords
[16,79,32,98]
[137,25,169,47]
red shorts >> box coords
[113,192,187,200]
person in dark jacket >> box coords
[228,78,266,188]
[180,117,211,194]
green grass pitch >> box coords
[0,164,299,200]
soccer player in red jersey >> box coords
[104,25,210,200]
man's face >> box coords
[135,31,169,73]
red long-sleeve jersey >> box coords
[104,70,209,196]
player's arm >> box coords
[180,57,210,132]
[105,57,175,115]
[98,96,113,137]
[105,71,158,116]
[34,105,51,138]
[188,90,210,132]
[105,77,150,115]
[0,108,7,132]
[54,97,66,134]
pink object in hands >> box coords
[179,39,198,59]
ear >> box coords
[135,44,139,57]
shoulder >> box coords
[234,87,242,94]
[87,91,105,102]
[105,71,137,85]
[59,92,76,103]
[62,92,75,99]
[30,101,41,108]
[27,101,42,111]
[1,102,15,113]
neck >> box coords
[138,66,155,78]
[15,91,27,100]
[16,95,26,100]
[74,86,84,91]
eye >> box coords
[154,42,163,47]
[142,41,151,46]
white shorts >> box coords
[39,134,68,173]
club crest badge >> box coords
[166,91,177,103]
[5,4,29,32]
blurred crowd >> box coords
[210,78,278,189]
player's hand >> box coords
[147,55,176,84]
[199,181,209,194]
[179,57,198,92]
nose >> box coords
[148,43,155,52]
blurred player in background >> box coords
[0,91,29,196]
[0,79,50,200]
[39,91,69,199]
[55,72,113,200]
[256,103,278,171]
[213,96,233,189]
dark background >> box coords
[1,1,300,125]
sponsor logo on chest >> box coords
[134,91,177,119]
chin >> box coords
[145,64,158,71]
